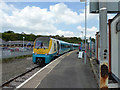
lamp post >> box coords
[80,0,87,64]
[23,37,25,51]
[84,0,87,64]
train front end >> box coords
[32,37,52,65]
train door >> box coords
[57,41,59,55]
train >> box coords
[32,37,79,65]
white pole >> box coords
[80,0,87,64]
[99,1,108,88]
[84,0,87,64]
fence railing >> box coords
[1,49,33,59]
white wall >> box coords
[111,14,120,80]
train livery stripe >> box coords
[48,39,52,54]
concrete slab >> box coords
[37,51,98,88]
[18,51,70,88]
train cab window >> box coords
[35,41,43,48]
[35,37,50,49]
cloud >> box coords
[50,3,99,25]
[56,30,74,37]
[77,25,99,38]
[0,3,54,34]
[0,1,18,13]
[1,2,75,35]
[50,3,84,24]
[1,2,99,38]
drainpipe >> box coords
[108,19,112,74]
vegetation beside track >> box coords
[1,30,95,43]
[1,54,32,63]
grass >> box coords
[1,55,32,63]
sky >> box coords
[0,0,116,38]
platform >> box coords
[18,50,98,88]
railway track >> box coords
[1,56,60,89]
[1,65,41,89]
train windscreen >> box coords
[35,37,50,49]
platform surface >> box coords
[36,51,98,88]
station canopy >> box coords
[90,0,120,13]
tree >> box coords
[61,35,64,37]
[2,30,82,43]
[91,38,95,42]
[4,30,14,33]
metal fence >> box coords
[1,49,33,59]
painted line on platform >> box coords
[66,51,72,56]
[35,81,41,88]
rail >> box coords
[1,65,40,89]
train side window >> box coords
[54,43,56,51]
[61,44,64,49]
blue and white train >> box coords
[33,37,79,65]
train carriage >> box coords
[73,44,79,50]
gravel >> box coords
[2,56,36,84]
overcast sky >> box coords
[0,0,116,38]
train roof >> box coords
[36,37,50,41]
[50,38,70,44]
[73,44,79,46]
[35,37,79,45]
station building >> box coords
[0,38,34,48]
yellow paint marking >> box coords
[66,53,71,56]
[66,50,75,56]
